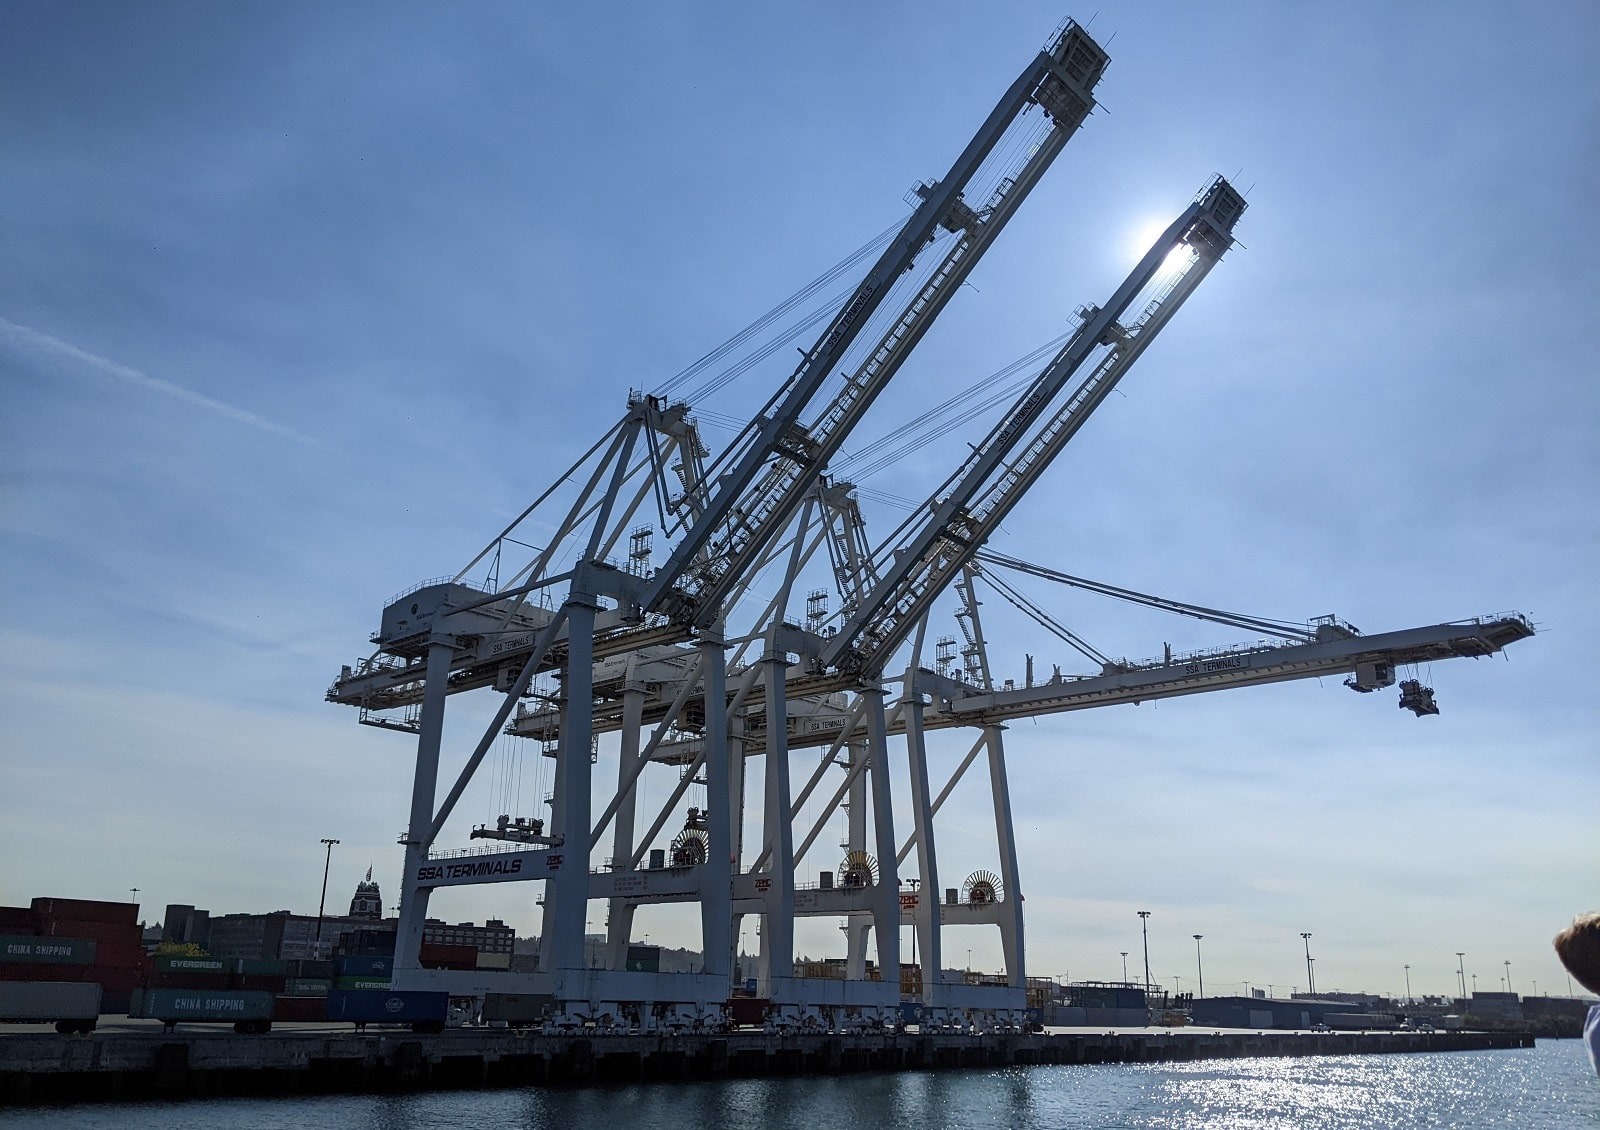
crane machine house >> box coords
[327,18,1532,1035]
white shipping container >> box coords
[0,981,102,1032]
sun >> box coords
[1126,216,1198,279]
[1127,217,1173,264]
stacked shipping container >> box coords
[0,898,148,1013]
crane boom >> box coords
[820,176,1247,675]
[931,614,1534,724]
[640,22,1111,628]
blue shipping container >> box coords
[334,954,394,978]
[325,989,447,1024]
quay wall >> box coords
[0,1027,1534,1105]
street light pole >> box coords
[1403,963,1411,1003]
[1456,953,1467,1000]
[1138,911,1152,994]
[1193,935,1204,999]
[1503,960,1512,997]
[316,838,340,955]
[1121,952,1129,984]
[1300,933,1314,996]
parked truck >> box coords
[0,981,101,1034]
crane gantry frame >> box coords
[326,17,1532,1033]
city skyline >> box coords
[118,865,1586,1003]
[3,3,1595,1003]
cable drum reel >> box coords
[837,851,880,889]
[963,870,1003,905]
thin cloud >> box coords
[0,315,325,449]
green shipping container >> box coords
[234,958,291,978]
[0,935,95,965]
[130,987,275,1021]
[334,976,391,991]
[153,955,228,974]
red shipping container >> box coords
[272,995,327,1022]
[30,898,138,925]
[0,962,89,983]
[33,920,142,945]
[89,950,150,972]
[91,967,144,992]
[0,907,33,931]
[420,942,477,970]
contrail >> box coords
[0,315,325,448]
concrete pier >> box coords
[0,1024,1534,1105]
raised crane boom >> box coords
[641,21,1111,628]
[820,176,1248,675]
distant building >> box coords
[161,904,211,948]
[1468,991,1523,1021]
[1292,991,1385,1008]
[421,917,514,956]
[1191,995,1376,1030]
[158,872,515,962]
[348,867,383,920]
[207,910,371,960]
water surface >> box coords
[4,1040,1596,1128]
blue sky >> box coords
[2,2,1596,1001]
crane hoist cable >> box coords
[679,282,856,405]
[975,566,1115,670]
[852,485,920,511]
[684,227,963,506]
[835,331,1073,482]
[654,216,905,400]
[974,548,1315,642]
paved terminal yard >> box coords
[0,1020,1533,1105]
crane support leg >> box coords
[844,739,871,980]
[757,649,797,999]
[392,635,455,981]
[698,633,734,985]
[903,687,942,1010]
[549,598,599,996]
[986,724,1026,989]
[604,683,646,969]
[865,688,902,1007]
